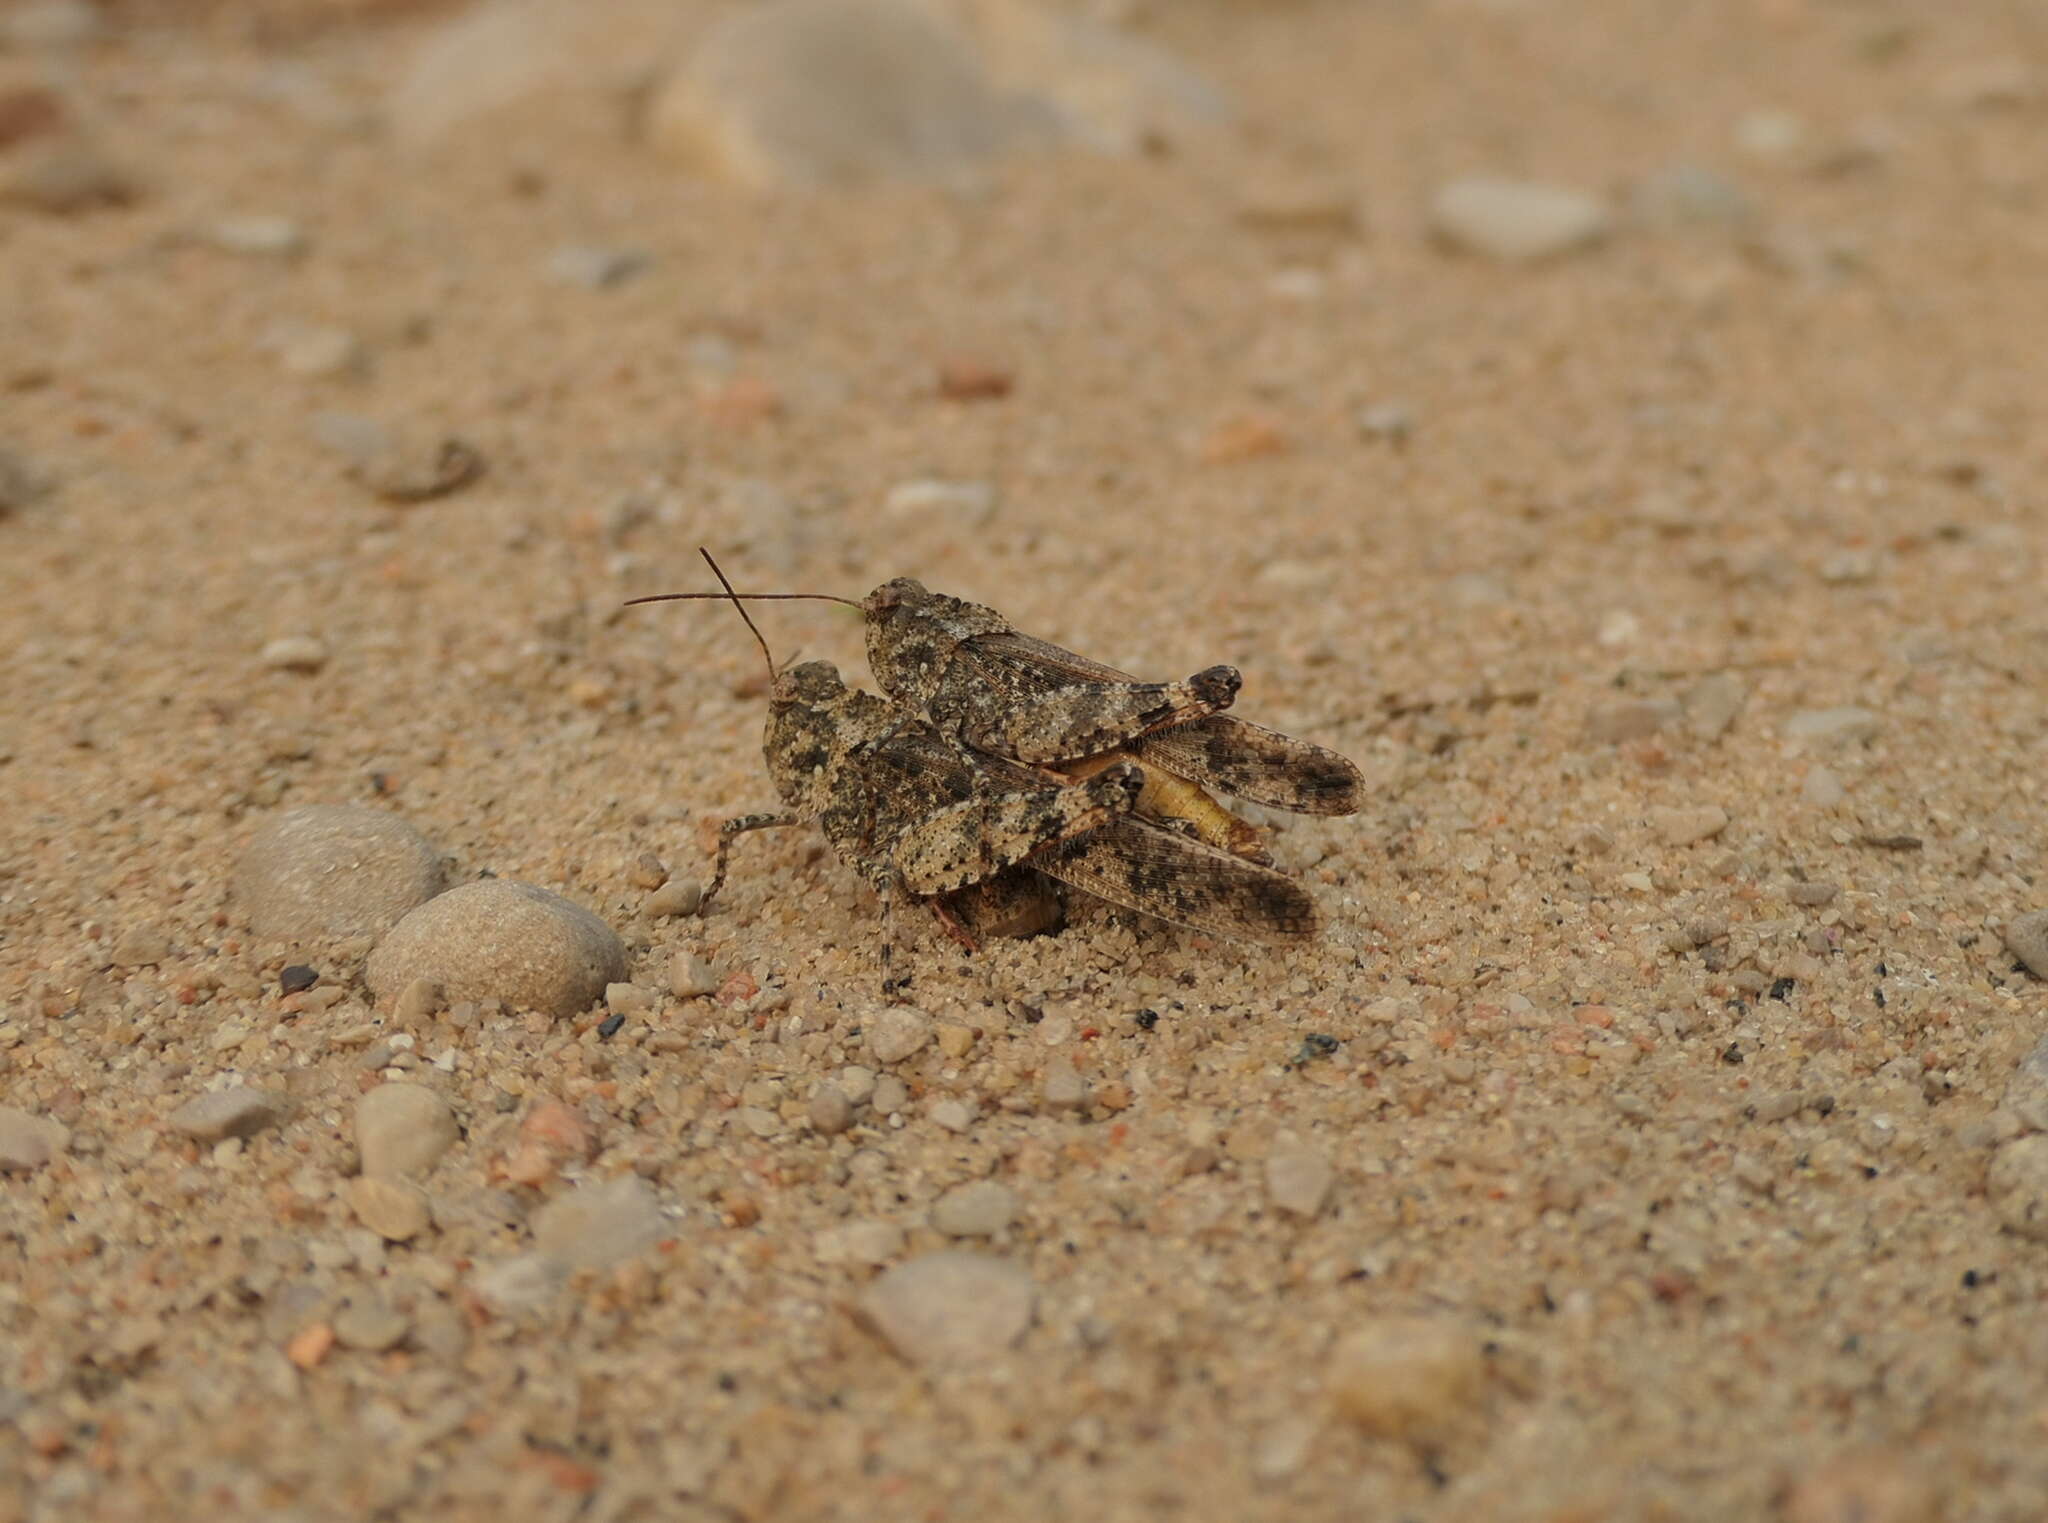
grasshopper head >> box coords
[861,577,1003,707]
[762,661,853,814]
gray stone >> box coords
[205,215,306,258]
[469,1253,570,1316]
[2003,908,2048,981]
[2000,1033,2048,1132]
[858,1251,1035,1365]
[1631,164,1755,229]
[1584,699,1680,745]
[646,0,1050,189]
[1429,177,1611,261]
[0,1107,65,1172]
[808,1085,854,1135]
[1801,767,1847,809]
[355,1082,460,1180]
[1684,673,1748,741]
[332,1294,411,1352]
[168,1087,289,1143]
[233,805,446,940]
[366,880,625,1018]
[929,1179,1018,1237]
[1783,707,1882,746]
[531,1176,669,1270]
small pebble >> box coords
[669,951,718,998]
[646,877,703,918]
[500,1099,595,1187]
[0,1106,64,1172]
[928,1099,975,1134]
[1684,673,1748,741]
[168,1087,288,1143]
[332,1294,411,1353]
[1356,402,1414,443]
[857,1252,1036,1366]
[259,636,329,673]
[871,1076,909,1115]
[280,964,318,995]
[1648,804,1730,846]
[867,1006,933,1065]
[929,1179,1017,1237]
[1042,1057,1088,1111]
[545,244,648,289]
[276,326,364,379]
[1584,699,1679,745]
[0,135,135,212]
[233,805,445,940]
[818,1219,904,1266]
[469,1254,569,1316]
[366,880,626,1018]
[1631,163,1754,229]
[1429,176,1611,261]
[309,410,483,503]
[531,1176,668,1270]
[347,1175,433,1242]
[110,922,170,966]
[604,982,656,1017]
[206,214,307,257]
[836,1065,877,1106]
[354,1082,460,1179]
[1265,1141,1335,1218]
[883,478,997,525]
[2002,908,2048,981]
[808,1085,854,1135]
[1327,1317,1489,1444]
[1802,767,1847,808]
[1783,707,1882,746]
[285,1322,335,1370]
[1787,881,1840,907]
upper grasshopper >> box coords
[859,577,1365,823]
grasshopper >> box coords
[630,573,1363,869]
[632,556,1318,988]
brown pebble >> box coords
[1327,1317,1490,1445]
[1199,414,1288,465]
[285,1322,336,1370]
[937,358,1013,401]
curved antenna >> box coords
[696,548,779,684]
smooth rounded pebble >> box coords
[2002,909,2048,981]
[233,805,446,940]
[858,1251,1036,1366]
[929,1180,1018,1238]
[1986,1135,2048,1241]
[866,1006,932,1065]
[647,0,1045,190]
[167,1087,289,1143]
[1327,1317,1490,1443]
[1429,176,1611,261]
[347,1175,433,1242]
[332,1294,410,1353]
[808,1085,854,1135]
[366,880,625,1017]
[530,1176,669,1271]
[0,1106,65,1172]
[354,1082,460,1179]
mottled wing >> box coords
[960,634,1363,815]
[1034,816,1320,945]
[1133,715,1364,815]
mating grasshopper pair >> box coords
[631,554,1362,991]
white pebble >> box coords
[1327,1317,1490,1444]
[1429,176,1611,261]
[168,1087,288,1143]
[1264,1141,1334,1218]
[531,1176,669,1269]
[858,1252,1035,1366]
[260,635,329,673]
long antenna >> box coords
[623,591,860,609]
[697,548,778,684]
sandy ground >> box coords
[5,1,2048,1519]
